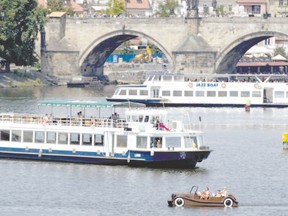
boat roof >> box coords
[38,100,145,108]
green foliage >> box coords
[215,5,225,17]
[0,0,48,66]
[106,0,126,16]
[47,0,75,16]
[274,46,287,58]
[156,0,178,17]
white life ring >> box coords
[224,198,233,207]
[175,197,185,207]
[221,83,226,88]
[188,82,193,88]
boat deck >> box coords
[0,114,127,128]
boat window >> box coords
[184,136,198,148]
[207,91,216,97]
[174,76,184,82]
[58,132,68,144]
[154,75,160,82]
[144,115,149,122]
[47,131,56,144]
[140,90,148,96]
[275,91,285,98]
[11,130,21,142]
[94,134,104,146]
[286,91,288,98]
[129,89,137,96]
[162,90,170,96]
[35,131,45,143]
[116,135,127,148]
[229,91,238,97]
[252,91,261,97]
[173,90,182,97]
[166,137,181,148]
[136,136,147,148]
[0,130,10,141]
[218,91,227,97]
[23,131,33,143]
[241,91,250,97]
[148,76,153,81]
[150,137,162,148]
[70,133,80,145]
[119,89,127,96]
[132,115,139,122]
[195,91,205,97]
[82,133,92,145]
[163,76,172,81]
[139,115,144,122]
[184,91,193,97]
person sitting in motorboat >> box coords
[215,187,228,197]
[200,187,210,200]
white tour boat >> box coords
[0,100,211,168]
[107,72,288,108]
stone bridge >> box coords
[39,15,288,81]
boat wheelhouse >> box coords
[0,101,211,168]
[107,72,288,107]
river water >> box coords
[0,86,288,216]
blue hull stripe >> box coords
[0,147,211,168]
[107,99,288,108]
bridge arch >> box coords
[215,31,288,74]
[79,30,173,76]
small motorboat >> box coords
[167,186,238,208]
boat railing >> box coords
[0,114,128,128]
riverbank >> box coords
[0,70,55,88]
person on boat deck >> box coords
[154,117,170,131]
[77,111,82,118]
[112,112,119,120]
[156,139,162,148]
[42,114,49,125]
[154,117,160,129]
[200,187,210,200]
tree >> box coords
[47,0,75,16]
[274,46,287,59]
[0,0,47,70]
[215,5,225,17]
[156,0,178,17]
[106,0,126,16]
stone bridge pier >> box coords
[39,13,288,82]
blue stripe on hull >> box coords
[0,147,211,168]
[129,150,211,168]
[107,99,288,108]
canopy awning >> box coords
[38,100,145,108]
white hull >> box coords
[0,102,211,168]
[107,73,288,107]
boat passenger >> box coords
[200,187,210,200]
[159,123,170,131]
[156,139,162,148]
[154,117,160,129]
[42,114,49,125]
